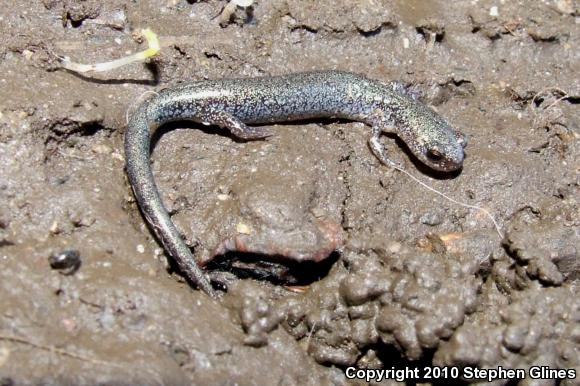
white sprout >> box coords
[58,28,160,73]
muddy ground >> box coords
[0,0,579,385]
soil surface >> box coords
[0,1,579,385]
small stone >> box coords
[420,212,443,226]
[555,0,574,14]
[236,223,252,234]
[22,50,33,60]
[48,250,81,275]
[489,6,499,17]
[0,346,10,368]
[387,241,402,254]
[49,221,60,234]
[310,207,325,218]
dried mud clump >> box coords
[434,285,580,386]
[370,246,481,361]
[224,281,286,347]
[277,238,483,366]
[61,0,102,27]
[286,0,395,35]
[493,189,579,290]
[468,2,575,43]
[502,219,579,286]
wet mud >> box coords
[0,0,578,385]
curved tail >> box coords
[124,99,217,297]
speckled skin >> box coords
[125,71,466,297]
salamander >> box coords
[124,70,467,297]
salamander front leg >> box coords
[201,110,272,140]
[368,126,404,169]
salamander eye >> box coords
[426,149,443,162]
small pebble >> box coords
[22,50,33,60]
[236,223,252,234]
[48,250,81,275]
[420,212,443,226]
[217,193,230,201]
[387,241,402,254]
[555,0,574,14]
[49,221,60,234]
[0,346,10,368]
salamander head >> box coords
[416,126,467,171]
[398,101,467,172]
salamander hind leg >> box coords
[201,110,272,140]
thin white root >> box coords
[382,158,504,239]
[58,28,160,73]
[543,94,571,111]
[305,322,317,352]
[530,87,569,116]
